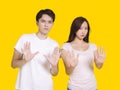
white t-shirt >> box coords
[62,43,97,90]
[14,34,59,90]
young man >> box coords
[11,9,60,90]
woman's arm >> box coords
[61,49,78,75]
[94,47,106,69]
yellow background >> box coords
[0,0,120,90]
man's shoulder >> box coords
[48,37,57,43]
[48,37,59,46]
[21,33,34,37]
[20,33,35,39]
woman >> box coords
[61,17,106,90]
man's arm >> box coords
[11,49,26,68]
[50,62,59,76]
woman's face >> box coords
[76,21,88,40]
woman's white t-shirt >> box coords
[62,43,97,90]
[14,34,59,90]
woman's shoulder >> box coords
[89,43,97,51]
[89,43,96,46]
[62,42,71,50]
[62,42,70,46]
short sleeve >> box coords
[53,42,59,48]
[90,43,97,51]
[61,43,71,51]
[52,42,59,52]
[14,35,24,53]
[49,40,60,55]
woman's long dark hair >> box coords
[67,17,90,43]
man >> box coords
[11,9,60,90]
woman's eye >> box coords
[41,20,45,23]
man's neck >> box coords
[36,32,48,40]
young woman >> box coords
[61,17,106,90]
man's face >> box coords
[37,14,53,35]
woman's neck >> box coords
[70,37,89,51]
[72,37,85,45]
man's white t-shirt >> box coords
[14,34,59,90]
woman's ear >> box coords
[36,21,38,26]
